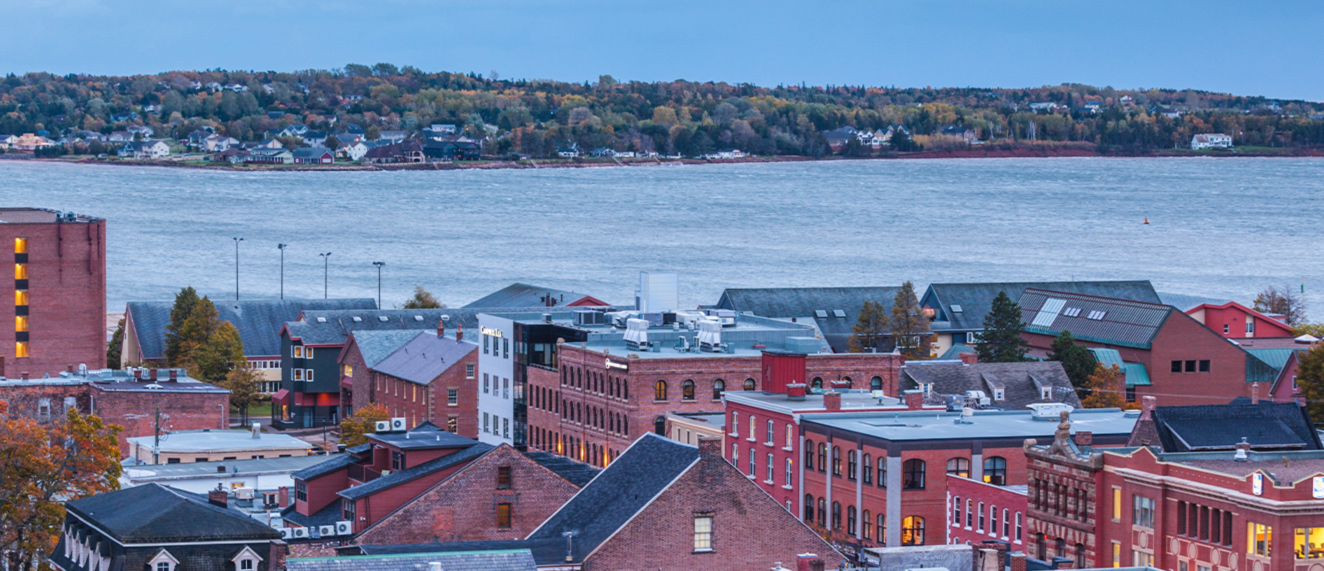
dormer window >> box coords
[1041,387,1052,400]
[147,549,179,571]
[231,546,263,571]
[994,389,1005,401]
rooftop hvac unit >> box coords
[673,310,704,329]
[374,420,391,432]
[235,487,255,500]
[964,390,991,408]
[291,527,308,539]
[574,310,605,326]
[624,318,651,350]
[697,319,724,352]
[390,417,407,431]
[279,528,292,540]
[1027,402,1075,420]
[703,309,737,326]
[318,525,336,537]
[335,521,352,535]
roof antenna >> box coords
[562,531,576,562]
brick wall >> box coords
[346,343,477,437]
[92,386,229,456]
[355,445,580,544]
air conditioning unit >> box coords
[318,525,336,537]
[390,417,407,431]
[291,527,308,539]
[697,319,724,352]
[374,420,391,432]
[279,528,292,540]
[309,526,322,539]
[624,318,651,351]
[335,521,352,535]
[234,487,255,500]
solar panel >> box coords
[1031,298,1066,327]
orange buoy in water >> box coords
[1144,217,1150,224]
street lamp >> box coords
[277,243,287,299]
[372,261,385,309]
[318,252,332,299]
[232,237,244,300]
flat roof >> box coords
[0,208,101,224]
[126,430,313,453]
[666,412,728,430]
[725,390,907,416]
[804,408,1138,442]
[122,455,329,481]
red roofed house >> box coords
[1185,301,1295,339]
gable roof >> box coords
[370,332,478,385]
[462,283,608,308]
[527,433,698,563]
[64,483,281,543]
[715,286,902,353]
[283,307,497,347]
[1151,402,1322,452]
[348,329,433,368]
[900,361,1081,409]
[339,442,494,501]
[292,146,333,158]
[1186,301,1296,337]
[924,281,1160,331]
[287,550,537,571]
[127,298,377,360]
[1018,288,1173,349]
[524,452,600,487]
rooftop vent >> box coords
[697,319,724,352]
[1027,402,1074,420]
[352,316,362,322]
[378,316,389,322]
[624,318,651,351]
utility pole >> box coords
[319,252,332,299]
[277,243,287,299]
[372,261,385,309]
[233,237,244,300]
[153,407,161,465]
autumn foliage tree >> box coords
[163,288,246,383]
[848,300,889,353]
[1295,343,1324,423]
[0,402,123,569]
[339,403,389,447]
[1079,364,1126,409]
[401,285,445,309]
[888,282,934,360]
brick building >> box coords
[1186,301,1295,340]
[337,329,478,437]
[1018,289,1279,406]
[946,474,1028,548]
[0,208,106,377]
[354,444,596,545]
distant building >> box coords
[118,140,171,159]
[665,411,725,446]
[556,143,579,158]
[707,148,745,159]
[120,455,327,496]
[1191,133,1232,149]
[1186,301,1294,339]
[899,359,1082,410]
[360,140,424,164]
[125,426,313,465]
[200,134,239,152]
[940,125,978,144]
[245,148,294,164]
[713,285,901,353]
[292,147,334,165]
[0,134,18,149]
[462,282,609,309]
[422,139,481,161]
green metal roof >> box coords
[1245,348,1300,374]
[1088,348,1151,387]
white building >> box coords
[476,313,517,446]
[118,140,171,159]
[119,455,327,495]
[1191,133,1233,150]
[339,140,370,161]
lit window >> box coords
[15,341,28,358]
[14,264,27,280]
[1295,527,1324,560]
[15,290,28,305]
[342,364,352,376]
[983,456,1007,486]
[946,457,970,478]
[447,416,457,433]
[682,380,695,400]
[496,502,512,528]
[693,515,714,551]
[15,316,27,332]
[13,238,26,254]
[1248,522,1272,557]
[1112,488,1122,520]
[497,466,512,489]
[654,380,667,400]
[293,345,302,358]
[902,515,925,545]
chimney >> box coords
[959,351,978,365]
[277,486,290,508]
[904,389,924,410]
[786,383,807,401]
[208,487,229,508]
[437,319,445,338]
[1009,551,1027,571]
[169,369,178,381]
[67,365,74,374]
[697,437,722,458]
[133,368,142,380]
[823,391,842,411]
[1074,431,1093,447]
[269,541,288,571]
[456,323,463,341]
[149,369,158,381]
[1140,395,1156,420]
[796,554,823,571]
[251,422,261,439]
[1251,382,1260,405]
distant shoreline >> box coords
[2,145,1320,172]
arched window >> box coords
[743,378,756,391]
[902,516,925,546]
[831,501,842,530]
[817,498,826,525]
[766,420,774,444]
[878,514,887,544]
[811,377,823,389]
[654,380,667,401]
[731,444,739,467]
[847,505,857,536]
[983,456,1008,486]
[712,379,725,400]
[831,446,842,476]
[681,380,695,401]
[870,376,883,391]
[785,424,793,448]
[1074,543,1085,568]
[653,416,665,435]
[804,494,814,522]
[878,457,887,488]
[946,457,970,478]
[903,459,926,490]
[817,443,827,472]
[784,457,793,486]
[1034,533,1046,560]
[862,453,873,484]
[1055,538,1066,559]
[862,510,873,541]
[804,440,815,470]
[847,450,858,480]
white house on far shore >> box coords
[1191,133,1233,150]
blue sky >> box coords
[2,0,1321,101]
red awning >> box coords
[340,376,353,390]
[271,389,290,406]
[315,393,340,407]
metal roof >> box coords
[804,408,1138,442]
[462,282,607,308]
[1088,348,1152,387]
[370,332,477,385]
[923,281,1160,332]
[127,298,377,359]
[1019,289,1172,349]
[349,330,432,368]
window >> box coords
[239,559,255,571]
[1185,359,1196,372]
[832,446,842,476]
[342,499,356,521]
[503,337,509,358]
[1003,508,1010,538]
[1015,512,1022,542]
[748,448,756,477]
[712,379,725,399]
[731,444,739,467]
[818,443,826,473]
[13,237,26,254]
[953,496,962,527]
[1111,487,1122,521]
[682,380,695,401]
[1171,360,1182,373]
[483,334,489,354]
[14,263,27,279]
[946,457,970,478]
[295,481,307,502]
[983,456,1007,486]
[749,415,756,441]
[483,412,490,432]
[693,515,713,552]
[1224,323,1231,334]
[731,412,739,437]
[15,290,28,306]
[305,368,314,382]
[15,315,27,332]
[966,499,974,527]
[804,494,814,522]
[765,453,774,482]
[831,501,842,530]
[1112,542,1121,567]
[902,516,925,545]
[817,498,826,524]
[878,514,887,544]
[465,363,475,379]
[503,418,509,438]
[784,458,793,487]
[447,416,457,433]
[903,459,925,489]
[1247,320,1255,334]
[847,505,857,536]
[391,451,404,471]
[878,457,887,488]
[1199,359,1210,372]
[863,510,872,540]
[804,440,814,470]
[496,503,512,529]
[1132,550,1153,566]
[483,373,490,393]
[1249,522,1272,557]
[156,562,172,571]
[766,420,775,444]
[871,376,883,391]
[1133,495,1154,528]
[447,388,459,406]
[293,368,303,381]
[497,466,512,488]
[862,454,873,484]
[978,502,987,532]
[743,378,756,391]
[1296,527,1324,560]
[655,380,667,401]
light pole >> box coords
[372,261,385,308]
[318,252,332,299]
[232,237,244,300]
[277,243,287,299]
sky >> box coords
[1,0,1321,101]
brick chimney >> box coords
[437,318,446,338]
[1074,431,1093,447]
[1009,551,1027,571]
[208,487,228,508]
[270,541,288,571]
[20,371,29,380]
[786,382,807,401]
[1140,395,1156,419]
[278,486,290,508]
[133,368,142,380]
[697,437,722,458]
[456,323,463,342]
[66,365,74,374]
[149,368,158,381]
[959,351,978,365]
[169,369,178,381]
[796,554,824,571]
[904,389,924,410]
[1251,382,1260,404]
[823,391,841,411]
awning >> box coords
[315,393,340,407]
[340,376,353,390]
[271,389,290,406]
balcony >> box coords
[347,464,383,484]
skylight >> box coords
[1087,310,1107,320]
[378,316,389,322]
[950,304,963,313]
[315,317,327,323]
[833,309,846,318]
[1031,298,1066,327]
[351,316,362,322]
[1062,307,1081,317]
[814,310,828,318]
[413,315,424,321]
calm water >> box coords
[3,158,1322,313]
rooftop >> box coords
[125,429,313,453]
[666,411,729,430]
[1159,449,1324,484]
[339,442,494,501]
[285,307,514,347]
[1150,401,1322,452]
[370,331,477,385]
[128,298,377,359]
[349,329,433,368]
[1018,288,1172,349]
[121,455,330,482]
[725,389,906,416]
[463,282,608,308]
[63,483,281,543]
[365,422,481,451]
[287,550,537,571]
[804,408,1139,442]
[0,208,101,224]
[713,286,901,352]
[900,360,1081,409]
[924,280,1160,332]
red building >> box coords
[1019,289,1278,406]
[946,474,1028,549]
[1186,301,1295,340]
[0,208,105,377]
[338,329,478,437]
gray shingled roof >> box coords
[284,307,498,347]
[359,539,565,567]
[900,361,1081,409]
[1018,289,1172,349]
[527,433,698,563]
[924,281,1159,331]
[1152,402,1323,452]
[287,550,537,571]
[351,330,434,368]
[127,298,377,359]
[292,452,361,481]
[715,286,900,319]
[524,452,600,487]
[339,443,494,501]
[370,332,478,385]
[463,283,607,308]
[65,483,281,543]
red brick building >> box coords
[1019,289,1279,406]
[1186,301,1295,340]
[354,444,596,545]
[338,329,478,437]
[0,208,105,377]
[946,474,1028,549]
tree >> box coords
[401,285,444,309]
[1293,322,1324,338]
[0,404,122,569]
[339,403,389,447]
[888,282,934,360]
[187,320,245,384]
[848,300,889,353]
[1079,364,1126,409]
[106,317,124,369]
[1296,344,1324,423]
[323,135,341,150]
[222,366,261,425]
[164,287,201,366]
[889,128,917,152]
[1047,331,1097,392]
[976,291,1029,363]
[1253,284,1305,325]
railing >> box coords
[347,464,382,483]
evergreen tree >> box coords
[975,291,1029,363]
[847,300,888,353]
[106,317,124,369]
[164,287,201,366]
[1047,331,1096,393]
[888,282,934,360]
[401,285,445,309]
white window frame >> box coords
[305,369,314,382]
[147,549,179,571]
[231,546,263,571]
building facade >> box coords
[945,474,1028,548]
